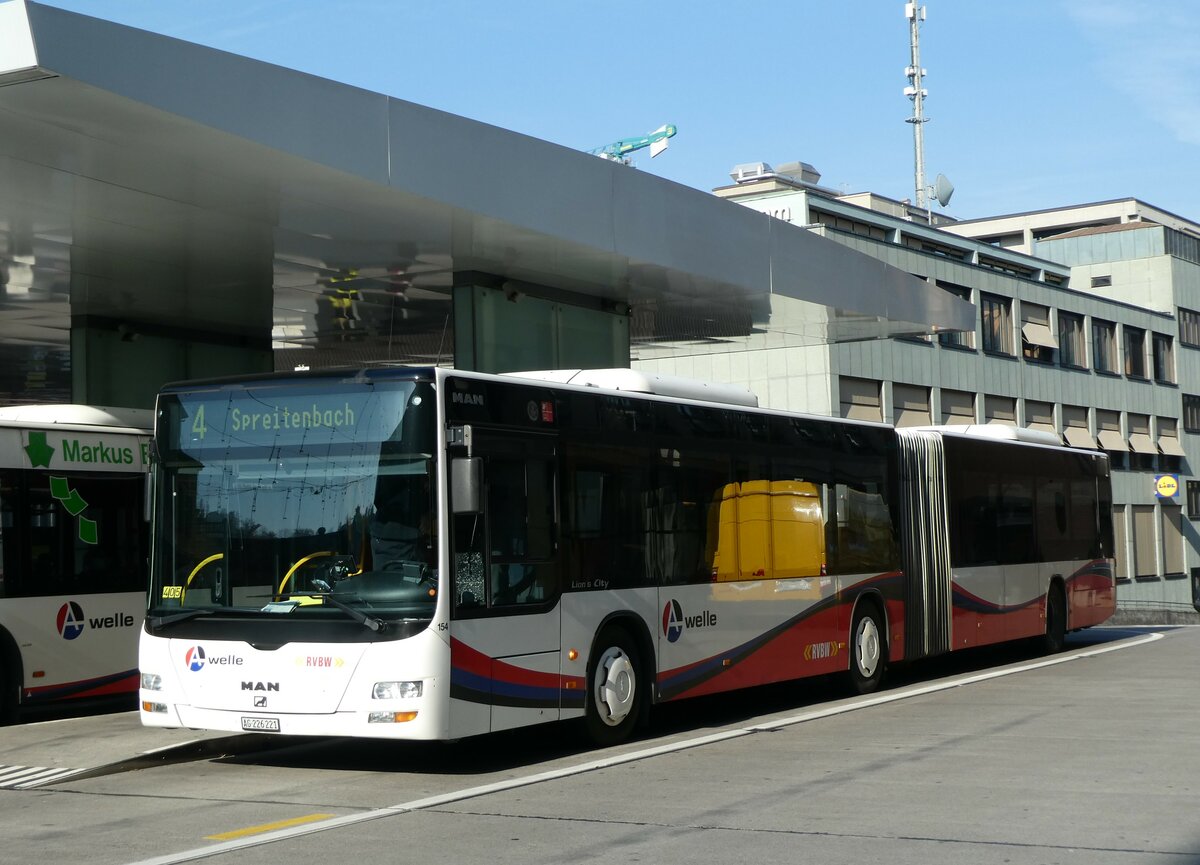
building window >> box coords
[1020,302,1056,363]
[1092,319,1117,374]
[1124,326,1147,378]
[1185,395,1200,434]
[1024,400,1057,439]
[1188,481,1200,520]
[1113,505,1129,579]
[1058,312,1086,369]
[940,389,975,425]
[984,395,1016,426]
[1091,275,1113,288]
[1180,308,1200,348]
[980,294,1014,355]
[936,281,974,349]
[1158,418,1185,474]
[813,210,890,242]
[1132,505,1157,577]
[1128,414,1156,471]
[978,255,1035,278]
[1096,409,1127,469]
[901,234,968,260]
[1162,505,1184,575]
[893,383,931,428]
[1152,333,1175,383]
[839,377,882,422]
[1063,404,1095,449]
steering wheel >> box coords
[277,551,361,598]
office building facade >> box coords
[634,166,1197,617]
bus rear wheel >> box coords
[1041,584,1067,654]
[849,601,886,695]
[584,627,641,747]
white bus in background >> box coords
[0,405,152,722]
[139,367,1115,746]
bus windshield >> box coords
[150,377,437,625]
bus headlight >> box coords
[141,673,163,691]
[372,680,422,700]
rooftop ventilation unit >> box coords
[774,161,822,185]
[730,162,775,183]
[729,161,823,187]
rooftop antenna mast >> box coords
[903,3,952,222]
[904,2,929,212]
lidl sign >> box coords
[1154,474,1180,498]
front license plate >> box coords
[241,716,280,732]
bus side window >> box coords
[487,457,556,606]
[563,446,650,590]
[647,449,728,585]
[0,471,14,597]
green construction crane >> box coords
[589,124,677,163]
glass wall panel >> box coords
[457,284,628,374]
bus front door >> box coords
[449,432,562,734]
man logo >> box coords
[662,600,684,643]
[185,646,207,672]
[56,602,85,641]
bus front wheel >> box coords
[0,661,16,725]
[849,601,886,695]
[584,627,641,746]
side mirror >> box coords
[451,457,482,514]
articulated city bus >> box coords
[0,405,152,722]
[139,367,1114,744]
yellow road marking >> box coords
[205,813,336,841]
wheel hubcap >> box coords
[594,647,635,727]
[855,617,881,678]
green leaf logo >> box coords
[48,475,97,545]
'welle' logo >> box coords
[56,602,135,640]
[661,600,717,643]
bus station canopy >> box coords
[0,0,973,392]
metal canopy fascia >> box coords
[0,0,973,359]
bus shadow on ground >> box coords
[9,694,136,727]
[214,626,1166,777]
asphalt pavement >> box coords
[0,624,1197,865]
[0,709,243,789]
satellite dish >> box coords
[933,173,955,207]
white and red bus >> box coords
[139,367,1114,744]
[0,405,152,722]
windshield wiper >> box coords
[316,592,388,633]
[147,608,215,628]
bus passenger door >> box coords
[449,433,562,734]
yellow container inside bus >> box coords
[708,481,826,589]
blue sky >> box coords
[39,0,1200,221]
